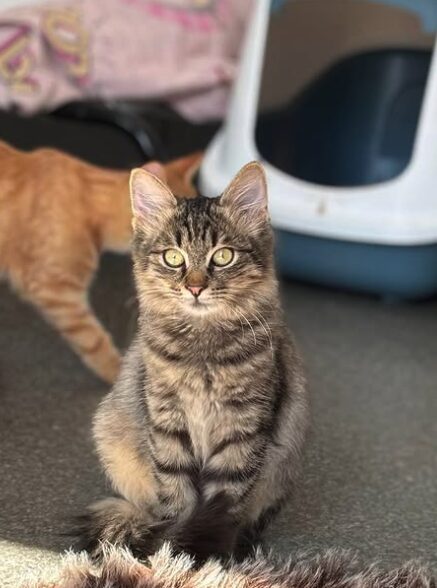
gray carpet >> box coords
[1,254,436,586]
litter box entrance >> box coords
[255,1,434,187]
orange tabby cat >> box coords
[0,141,202,383]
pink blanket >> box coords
[0,0,252,121]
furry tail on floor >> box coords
[163,492,239,560]
[74,492,238,561]
[30,542,435,588]
[73,496,158,558]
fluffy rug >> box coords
[29,543,435,588]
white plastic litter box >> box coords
[199,0,437,299]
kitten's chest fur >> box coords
[146,357,245,462]
[182,378,220,462]
[143,330,273,466]
[180,363,244,462]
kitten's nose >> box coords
[186,285,203,298]
[185,270,207,298]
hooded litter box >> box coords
[199,0,437,299]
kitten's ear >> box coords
[130,168,177,233]
[220,162,268,232]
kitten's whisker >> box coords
[233,307,257,346]
[228,307,245,342]
[178,325,192,334]
[251,310,273,354]
[144,288,181,298]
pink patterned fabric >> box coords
[0,0,252,121]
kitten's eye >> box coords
[163,249,185,268]
[212,247,234,267]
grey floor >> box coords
[1,254,436,586]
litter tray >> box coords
[199,0,437,299]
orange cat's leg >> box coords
[21,275,121,384]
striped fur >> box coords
[31,543,436,588]
[0,140,201,382]
[77,162,308,560]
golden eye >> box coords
[163,249,185,268]
[212,247,234,267]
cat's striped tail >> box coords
[73,492,239,562]
[162,492,239,561]
[73,497,157,559]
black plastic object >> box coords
[55,101,166,162]
[256,49,432,187]
[0,101,219,168]
[0,107,148,169]
[54,101,220,163]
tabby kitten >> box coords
[0,140,201,383]
[78,162,308,560]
